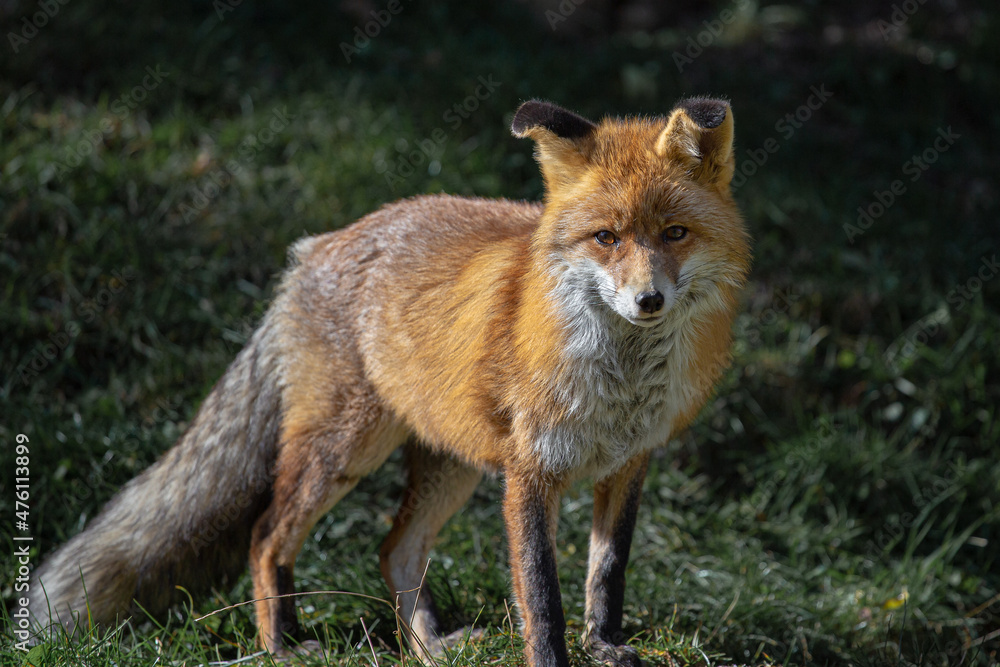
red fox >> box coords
[25,97,750,666]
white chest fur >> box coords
[531,292,702,479]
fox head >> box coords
[512,98,751,329]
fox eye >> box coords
[595,230,618,245]
[663,225,687,241]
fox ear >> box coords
[512,100,597,190]
[656,97,735,191]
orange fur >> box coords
[26,98,750,667]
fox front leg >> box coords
[503,469,571,667]
[583,453,650,667]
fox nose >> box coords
[635,290,665,314]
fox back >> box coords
[289,98,751,481]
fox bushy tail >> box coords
[26,315,287,638]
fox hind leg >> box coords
[380,444,483,660]
[249,454,359,654]
[250,404,407,655]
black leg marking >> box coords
[276,565,301,642]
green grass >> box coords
[2,1,999,665]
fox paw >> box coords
[585,638,643,667]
